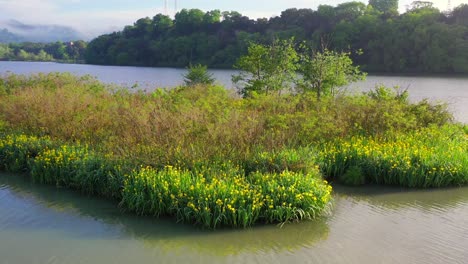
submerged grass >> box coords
[0,73,466,228]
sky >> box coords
[0,0,466,39]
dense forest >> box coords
[85,0,468,74]
[0,41,87,62]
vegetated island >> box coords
[0,0,467,229]
[0,60,466,228]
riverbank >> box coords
[0,73,467,228]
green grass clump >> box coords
[320,126,468,187]
[31,144,124,199]
[121,166,331,228]
[0,134,54,172]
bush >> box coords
[183,64,215,86]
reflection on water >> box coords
[0,173,329,263]
[1,173,468,263]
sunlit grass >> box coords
[121,166,331,228]
[320,125,468,187]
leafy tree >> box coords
[233,39,298,97]
[0,44,12,58]
[17,49,31,60]
[369,0,399,14]
[297,49,366,99]
[409,1,434,11]
[335,1,367,21]
[152,14,173,36]
[83,3,468,74]
[183,64,215,86]
[450,4,468,25]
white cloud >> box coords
[0,0,163,38]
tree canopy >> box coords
[83,2,468,74]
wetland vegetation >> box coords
[0,71,466,228]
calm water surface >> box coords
[1,173,468,264]
[1,61,467,123]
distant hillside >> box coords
[0,20,84,43]
[0,28,23,43]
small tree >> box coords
[232,39,299,97]
[297,48,366,100]
[183,64,215,86]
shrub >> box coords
[183,64,215,86]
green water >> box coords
[1,173,467,264]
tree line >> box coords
[0,41,87,62]
[85,1,468,74]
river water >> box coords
[1,173,467,264]
[1,61,467,123]
[0,61,468,263]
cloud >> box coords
[0,0,163,39]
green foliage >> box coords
[0,73,455,168]
[244,147,321,175]
[297,49,366,99]
[319,125,468,187]
[84,3,468,74]
[31,144,124,199]
[369,0,399,14]
[0,134,54,172]
[340,166,366,186]
[0,44,12,58]
[234,40,365,100]
[233,39,298,97]
[121,166,331,228]
[0,41,87,62]
[183,64,215,86]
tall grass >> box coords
[0,73,453,169]
[31,144,125,199]
[320,125,468,187]
[121,166,331,228]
